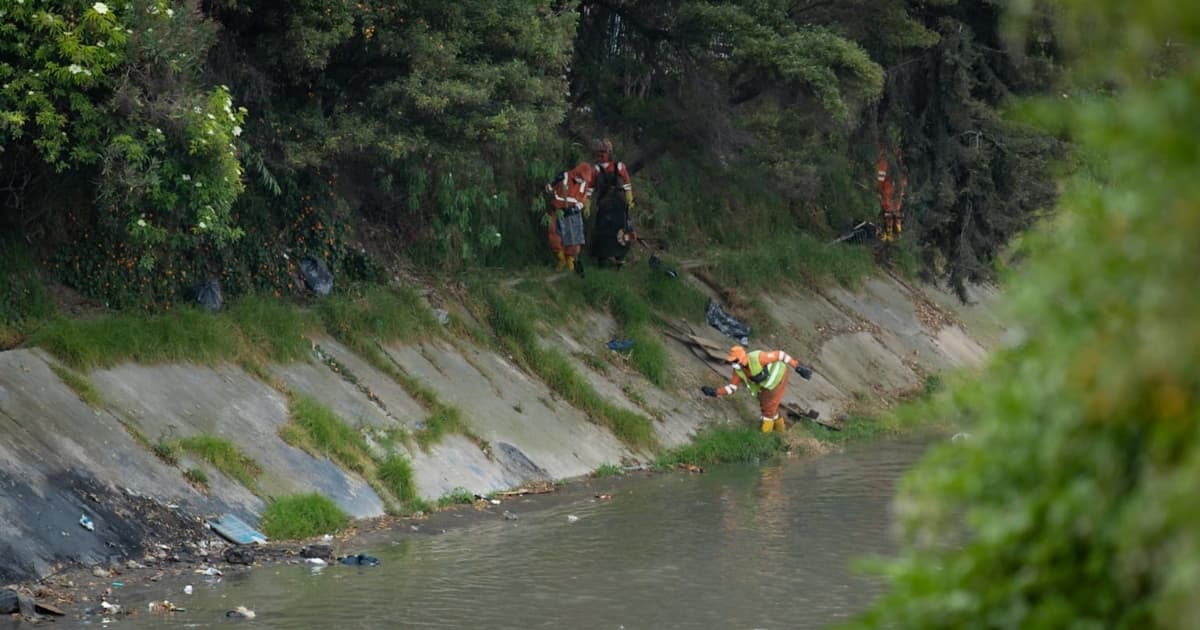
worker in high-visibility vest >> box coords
[701,345,814,432]
[545,161,595,273]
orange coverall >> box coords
[547,162,595,259]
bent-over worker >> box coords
[701,345,814,432]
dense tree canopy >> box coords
[2,0,1059,309]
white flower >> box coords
[193,106,201,114]
[166,8,174,17]
[137,219,146,227]
[181,174,191,181]
[232,126,242,136]
[155,127,162,134]
[198,221,207,229]
[195,182,202,187]
[98,42,105,48]
[93,2,109,14]
[206,113,214,120]
[68,64,83,74]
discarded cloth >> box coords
[607,339,634,351]
[706,301,750,345]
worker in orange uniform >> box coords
[545,161,596,273]
[589,138,636,268]
[875,142,907,242]
[700,345,814,432]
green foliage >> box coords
[177,434,262,491]
[656,426,784,468]
[283,394,371,474]
[415,406,466,451]
[260,493,349,540]
[855,3,1200,627]
[376,454,417,504]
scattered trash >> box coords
[951,432,971,442]
[338,553,380,566]
[100,601,121,615]
[226,605,256,620]
[607,339,634,351]
[321,534,334,542]
[305,558,328,566]
[503,510,519,521]
[195,566,223,577]
[79,514,95,531]
[433,308,450,325]
[829,220,878,245]
[208,514,268,545]
[677,463,704,474]
[111,581,124,588]
[183,585,193,595]
[567,515,579,523]
[490,499,501,505]
[299,256,334,296]
[705,301,750,345]
[595,494,613,500]
[92,566,110,578]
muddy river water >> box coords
[67,438,928,629]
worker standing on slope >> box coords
[589,138,636,268]
[701,345,814,432]
[545,160,596,273]
[876,142,907,242]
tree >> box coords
[855,0,1200,626]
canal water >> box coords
[76,439,927,629]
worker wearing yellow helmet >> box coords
[701,345,815,432]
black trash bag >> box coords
[223,545,256,565]
[299,256,334,296]
[706,301,750,345]
[193,278,223,312]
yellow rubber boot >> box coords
[772,416,786,432]
[565,255,576,274]
[554,251,567,271]
[760,417,774,433]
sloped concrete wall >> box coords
[0,274,1001,582]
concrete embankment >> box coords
[0,272,1004,582]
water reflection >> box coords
[69,439,927,629]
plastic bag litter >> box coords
[193,278,223,311]
[706,301,750,345]
[299,256,334,296]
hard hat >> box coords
[726,345,748,365]
[591,138,613,155]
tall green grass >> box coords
[260,493,349,540]
[711,232,875,290]
[49,364,103,408]
[376,454,418,503]
[656,426,785,467]
[282,394,371,473]
[177,434,263,491]
[482,288,657,450]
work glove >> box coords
[700,386,717,398]
[582,197,591,218]
[625,189,635,210]
[795,365,813,380]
